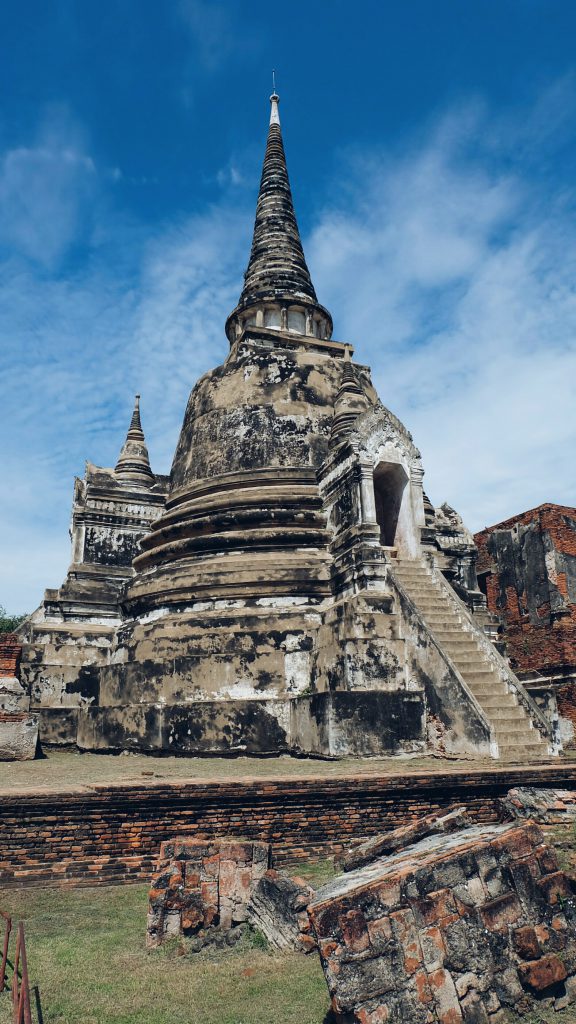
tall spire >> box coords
[114,395,155,487]
[226,92,332,343]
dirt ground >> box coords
[0,747,563,795]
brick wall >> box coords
[557,684,576,734]
[1,765,575,888]
[0,633,22,677]
[475,504,576,679]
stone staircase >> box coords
[392,559,550,761]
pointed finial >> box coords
[270,73,280,126]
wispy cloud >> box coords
[178,0,235,70]
[0,107,97,268]
[0,110,251,610]
[177,0,261,75]
[309,86,576,530]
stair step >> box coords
[394,558,551,762]
[410,590,448,598]
[473,694,518,707]
[432,625,470,633]
[440,642,482,653]
[412,598,453,606]
[445,651,485,663]
[488,709,531,721]
[469,691,511,703]
[455,666,498,678]
[395,574,432,583]
[393,585,434,593]
[493,721,536,735]
[422,615,462,626]
[451,655,493,667]
[411,601,454,612]
[464,669,499,681]
[498,743,546,759]
[396,579,433,586]
[467,679,507,691]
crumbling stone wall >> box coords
[0,633,22,677]
[475,504,576,745]
[147,838,270,948]
[0,633,38,760]
[247,869,317,952]
[309,819,576,1023]
[475,504,576,680]
[0,632,26,714]
[147,838,318,954]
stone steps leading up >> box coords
[392,559,547,761]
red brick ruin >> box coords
[476,504,576,743]
[310,815,576,1023]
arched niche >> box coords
[373,461,409,547]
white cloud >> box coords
[178,0,235,70]
[308,96,576,532]
[177,0,261,77]
[0,119,251,610]
[0,108,98,268]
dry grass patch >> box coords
[0,883,331,1024]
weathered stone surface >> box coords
[291,691,426,758]
[35,707,79,747]
[1,632,27,712]
[475,504,576,746]
[147,838,270,948]
[0,676,29,713]
[517,952,567,991]
[340,809,471,873]
[501,785,576,824]
[308,821,576,1022]
[0,634,38,760]
[247,869,316,951]
[0,712,38,760]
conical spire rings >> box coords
[114,395,155,487]
[225,93,332,344]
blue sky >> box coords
[2,0,576,611]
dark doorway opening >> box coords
[373,462,408,546]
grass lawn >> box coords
[0,879,333,1024]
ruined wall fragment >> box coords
[147,838,271,949]
[309,820,576,1023]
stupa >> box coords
[19,94,556,761]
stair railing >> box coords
[0,911,34,1024]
